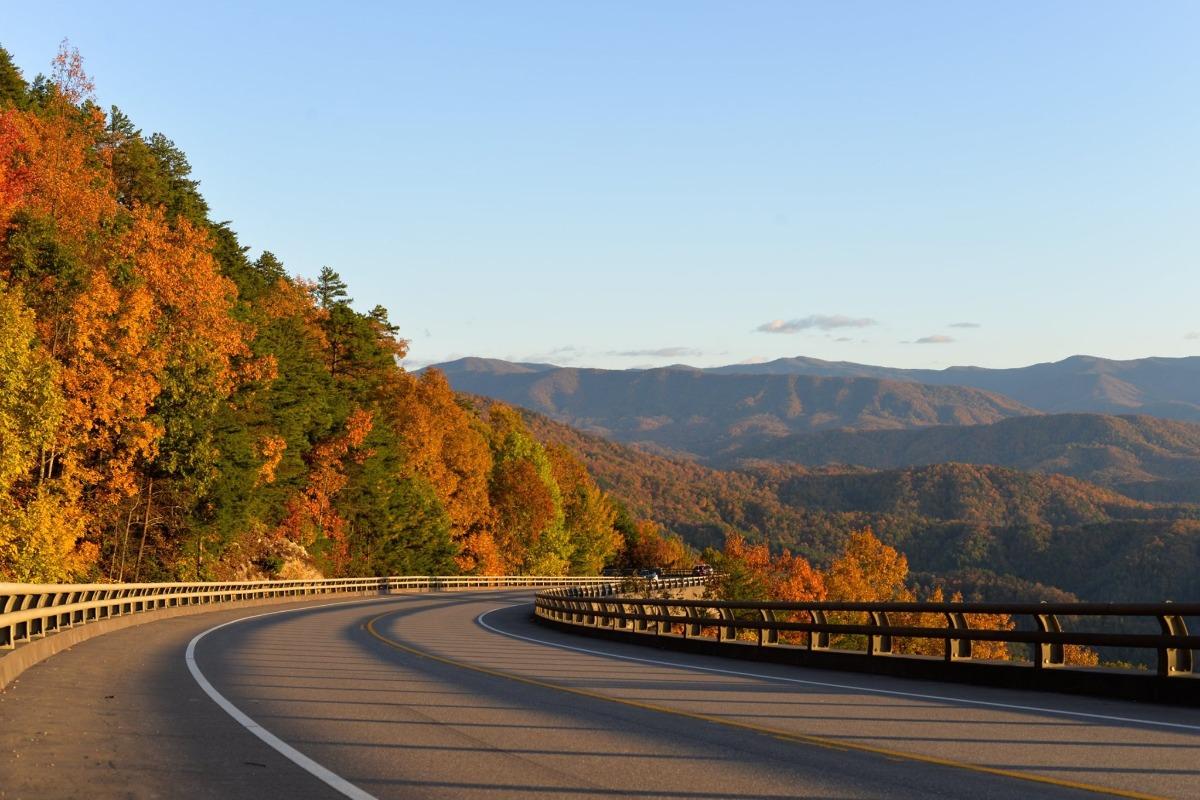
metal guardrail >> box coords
[554,575,709,598]
[535,591,1199,679]
[0,575,615,651]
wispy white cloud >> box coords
[913,334,955,344]
[949,322,981,329]
[1186,332,1200,340]
[517,345,583,364]
[401,358,439,370]
[610,346,703,358]
[736,355,769,364]
[756,315,877,334]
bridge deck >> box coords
[1,589,1196,799]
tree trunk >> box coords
[115,501,137,582]
[133,477,154,581]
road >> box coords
[1,589,1198,799]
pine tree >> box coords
[315,266,349,308]
[0,47,29,108]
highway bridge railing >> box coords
[0,575,621,688]
[534,590,1200,705]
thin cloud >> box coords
[518,345,583,363]
[401,357,439,370]
[1186,332,1200,341]
[914,334,955,344]
[949,322,981,329]
[736,355,769,364]
[834,336,853,342]
[757,315,876,334]
[610,346,703,358]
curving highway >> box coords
[1,589,1198,799]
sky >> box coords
[6,2,1199,371]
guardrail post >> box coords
[43,593,62,634]
[867,610,892,656]
[634,602,651,632]
[719,608,738,641]
[657,604,672,636]
[758,608,778,646]
[944,612,971,661]
[808,609,829,650]
[1157,612,1193,677]
[30,593,50,639]
[683,606,703,638]
[1033,612,1065,669]
[615,602,629,629]
[0,592,13,649]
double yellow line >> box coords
[364,610,1165,800]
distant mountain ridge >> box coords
[706,354,1200,421]
[433,353,1200,424]
[433,359,1035,457]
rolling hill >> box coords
[719,413,1200,500]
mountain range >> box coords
[706,354,1200,421]
[430,356,1200,491]
[433,357,1036,457]
[434,353,1200,423]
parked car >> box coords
[600,567,623,578]
[635,568,661,582]
[691,562,714,577]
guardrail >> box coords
[0,575,614,653]
[554,575,709,598]
[534,590,1200,704]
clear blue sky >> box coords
[7,2,1199,370]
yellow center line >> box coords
[363,609,1167,800]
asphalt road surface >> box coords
[1,589,1198,799]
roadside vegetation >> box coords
[707,527,1098,664]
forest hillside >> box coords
[0,44,643,583]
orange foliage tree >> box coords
[385,370,496,572]
[622,519,692,572]
[275,408,373,575]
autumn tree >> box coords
[385,370,497,572]
[620,518,692,571]
[275,408,374,575]
[547,444,622,574]
[339,427,457,576]
[0,284,84,581]
[822,528,1016,658]
[708,532,826,642]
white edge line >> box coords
[475,604,1200,734]
[185,597,390,800]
